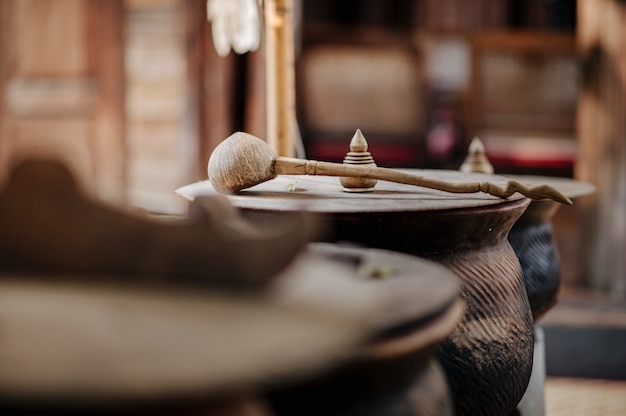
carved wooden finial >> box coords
[340,129,378,192]
[460,137,494,175]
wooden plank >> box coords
[300,45,423,136]
[123,0,188,213]
[416,0,508,31]
[6,77,98,117]
[472,31,575,53]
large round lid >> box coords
[177,169,526,214]
[0,244,460,407]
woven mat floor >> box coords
[546,376,626,415]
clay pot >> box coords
[178,170,535,416]
[505,176,595,321]
[325,192,533,416]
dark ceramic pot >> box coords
[505,176,596,321]
[509,201,562,321]
[325,195,533,416]
[178,170,536,416]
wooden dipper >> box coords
[207,132,572,204]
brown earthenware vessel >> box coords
[178,170,535,416]
[505,175,595,321]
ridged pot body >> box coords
[508,200,561,321]
[509,221,560,321]
[214,173,534,416]
[431,242,533,415]
[323,198,534,416]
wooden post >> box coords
[577,0,626,297]
[89,0,126,202]
[264,0,296,157]
[195,0,237,176]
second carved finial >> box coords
[340,129,378,193]
[460,137,494,175]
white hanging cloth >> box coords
[206,0,261,56]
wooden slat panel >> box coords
[469,31,578,135]
[416,0,508,31]
[472,31,576,53]
[13,0,88,75]
[6,77,98,117]
[301,45,423,136]
[0,0,126,203]
[126,123,182,159]
[124,0,187,213]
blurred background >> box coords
[0,0,624,413]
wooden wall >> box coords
[0,0,265,214]
[576,0,626,297]
[0,0,125,203]
[125,0,190,213]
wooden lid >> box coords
[177,169,525,214]
[0,244,460,406]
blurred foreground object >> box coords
[0,158,315,289]
[0,158,398,414]
[0,159,463,414]
[0,246,380,413]
[178,170,534,416]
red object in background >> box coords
[307,140,421,168]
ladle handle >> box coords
[275,157,572,204]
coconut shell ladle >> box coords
[208,132,572,205]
